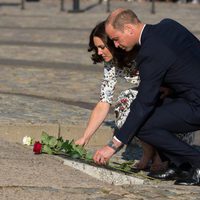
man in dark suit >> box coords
[93,8,200,186]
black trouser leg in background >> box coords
[137,98,200,168]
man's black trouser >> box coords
[137,98,200,168]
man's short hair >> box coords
[107,9,140,30]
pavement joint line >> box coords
[0,25,92,31]
[0,90,97,110]
[0,58,102,71]
[0,3,21,7]
[0,40,87,49]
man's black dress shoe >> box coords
[174,168,200,186]
[148,165,190,180]
[148,168,178,180]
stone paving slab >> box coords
[0,122,114,146]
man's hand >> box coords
[93,138,123,165]
[93,145,115,165]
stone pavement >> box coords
[1,139,200,200]
[0,0,200,199]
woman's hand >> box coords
[75,137,89,146]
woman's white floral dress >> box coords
[100,62,195,145]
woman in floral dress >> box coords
[75,21,195,171]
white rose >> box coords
[23,136,33,146]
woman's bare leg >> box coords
[135,141,168,171]
[151,151,168,172]
[134,141,155,169]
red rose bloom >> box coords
[33,141,42,154]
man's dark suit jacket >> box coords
[115,19,200,144]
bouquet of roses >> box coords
[33,132,93,161]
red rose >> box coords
[33,141,42,154]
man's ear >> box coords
[124,24,134,35]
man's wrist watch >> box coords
[107,140,118,151]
